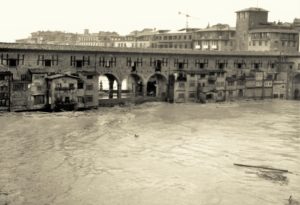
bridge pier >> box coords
[108,78,114,99]
[117,83,122,99]
[143,83,147,97]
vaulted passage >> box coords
[146,74,167,99]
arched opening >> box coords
[146,74,167,99]
[293,74,300,100]
[121,74,144,98]
[98,74,120,99]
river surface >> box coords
[0,100,299,205]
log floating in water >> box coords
[234,163,289,173]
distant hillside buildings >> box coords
[16,7,300,53]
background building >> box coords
[151,28,196,49]
[14,7,300,54]
[193,24,235,51]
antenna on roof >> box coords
[178,11,190,30]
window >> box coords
[69,83,75,89]
[178,82,185,88]
[33,95,44,105]
[76,60,83,68]
[9,59,17,67]
[178,62,184,69]
[178,93,185,99]
[86,84,93,90]
[85,95,93,102]
[78,96,84,103]
[37,55,58,66]
[56,83,62,88]
[78,82,84,89]
[44,59,51,67]
[218,63,225,69]
[189,93,195,98]
[21,74,29,81]
[228,81,234,86]
[65,97,70,103]
[189,81,195,87]
[13,83,25,91]
[87,75,93,79]
[37,85,42,91]
[0,99,9,106]
[271,63,275,69]
[0,85,8,91]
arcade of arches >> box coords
[98,73,168,99]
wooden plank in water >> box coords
[234,163,289,173]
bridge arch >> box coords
[121,73,146,98]
[292,73,300,100]
[98,73,121,99]
[146,73,168,99]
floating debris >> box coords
[256,170,289,185]
[287,195,300,205]
[234,163,289,185]
[234,163,288,172]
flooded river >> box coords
[0,100,299,205]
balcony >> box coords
[55,87,76,91]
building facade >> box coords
[193,24,235,51]
[151,29,195,49]
[0,43,300,111]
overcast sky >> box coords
[1,0,299,42]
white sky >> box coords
[0,0,299,42]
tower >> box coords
[235,8,268,51]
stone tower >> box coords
[235,8,268,51]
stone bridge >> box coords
[1,42,300,103]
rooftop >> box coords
[236,7,268,13]
[46,74,80,80]
[0,42,299,57]
[249,28,299,33]
[195,24,235,32]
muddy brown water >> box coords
[0,100,299,205]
